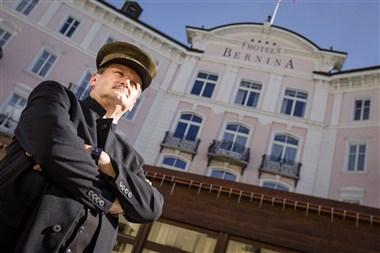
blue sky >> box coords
[108,0,380,70]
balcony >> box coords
[258,154,301,185]
[207,140,250,170]
[160,131,201,159]
[0,113,18,136]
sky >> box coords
[108,0,380,70]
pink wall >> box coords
[339,88,379,123]
[329,127,379,207]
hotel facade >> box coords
[0,1,379,252]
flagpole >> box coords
[270,0,282,26]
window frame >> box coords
[74,69,93,100]
[353,98,371,121]
[344,141,368,173]
[208,167,239,182]
[267,132,301,164]
[339,187,365,205]
[160,154,189,171]
[190,71,218,98]
[261,180,291,192]
[219,122,251,154]
[280,88,308,118]
[15,0,39,16]
[59,15,81,38]
[172,112,203,142]
[233,79,262,109]
[0,83,32,134]
[0,27,13,48]
[29,48,58,78]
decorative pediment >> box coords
[187,23,346,72]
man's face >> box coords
[90,64,143,113]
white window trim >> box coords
[75,69,94,100]
[208,167,240,182]
[188,70,219,97]
[217,121,252,149]
[159,154,189,171]
[13,0,39,16]
[0,83,32,112]
[58,14,81,39]
[0,27,13,49]
[28,47,59,79]
[170,110,205,137]
[260,179,293,192]
[339,187,365,205]
[232,79,263,109]
[352,96,371,121]
[343,140,368,173]
[267,131,302,163]
[279,87,309,118]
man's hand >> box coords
[84,144,117,178]
[25,152,42,172]
[108,198,125,216]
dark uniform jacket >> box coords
[0,81,164,252]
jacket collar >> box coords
[82,96,107,118]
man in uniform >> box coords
[0,41,164,252]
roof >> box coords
[144,165,380,226]
[186,22,347,56]
[96,0,203,53]
[314,65,380,76]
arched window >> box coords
[270,134,299,165]
[210,169,237,182]
[262,181,289,191]
[162,156,187,170]
[221,123,249,153]
[173,113,202,141]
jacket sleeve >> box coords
[109,137,164,223]
[14,81,116,213]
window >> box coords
[347,143,366,172]
[162,156,187,170]
[262,181,289,191]
[16,0,38,15]
[234,80,262,108]
[146,222,217,253]
[0,28,12,48]
[106,36,116,43]
[75,71,92,100]
[339,187,365,204]
[221,123,249,153]
[281,89,308,117]
[270,134,299,165]
[31,49,57,77]
[210,169,237,181]
[354,99,370,121]
[0,93,27,134]
[173,113,202,141]
[124,98,141,121]
[190,72,218,98]
[59,16,80,38]
[227,239,282,253]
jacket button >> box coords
[65,249,72,253]
[52,224,62,232]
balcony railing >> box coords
[259,154,301,184]
[0,113,18,136]
[207,140,250,170]
[160,131,201,159]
